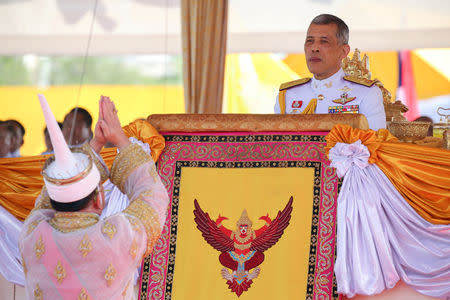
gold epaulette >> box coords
[343,75,376,87]
[279,78,311,91]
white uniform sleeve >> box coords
[274,93,280,114]
[359,86,386,130]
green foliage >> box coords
[0,57,32,85]
[0,55,183,86]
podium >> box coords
[138,114,369,300]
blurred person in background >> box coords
[0,121,13,158]
[5,120,25,157]
[62,107,93,146]
[42,122,63,155]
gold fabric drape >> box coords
[181,0,228,113]
[122,119,165,162]
[326,124,450,224]
[0,120,165,221]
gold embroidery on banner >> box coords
[140,136,336,300]
[34,236,45,260]
[124,198,161,256]
[110,143,151,193]
[54,261,66,284]
[233,230,255,244]
[34,283,43,300]
[130,238,138,259]
[79,234,93,257]
[102,221,117,240]
[50,212,99,233]
[78,288,91,300]
[325,81,333,88]
[104,263,117,286]
[234,243,251,251]
[230,251,256,264]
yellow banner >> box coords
[173,167,314,299]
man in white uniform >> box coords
[19,95,169,300]
[274,14,386,130]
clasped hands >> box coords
[90,95,130,153]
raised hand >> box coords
[90,95,107,153]
[97,96,130,150]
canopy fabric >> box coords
[1,0,449,55]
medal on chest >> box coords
[332,92,356,105]
[291,101,302,108]
[328,105,359,114]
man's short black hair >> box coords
[65,107,93,129]
[310,14,349,45]
[50,188,97,212]
[6,120,25,137]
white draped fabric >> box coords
[330,140,450,299]
[2,0,450,55]
[0,137,152,286]
[0,205,24,286]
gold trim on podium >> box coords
[147,114,369,132]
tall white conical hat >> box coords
[38,94,100,203]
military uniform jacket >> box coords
[274,69,386,130]
[19,143,169,300]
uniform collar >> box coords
[311,68,345,92]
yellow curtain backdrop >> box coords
[223,53,298,114]
[0,120,164,221]
[0,86,184,156]
[181,0,228,113]
[326,124,450,224]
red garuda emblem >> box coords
[193,197,293,297]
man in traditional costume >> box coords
[19,95,169,299]
[274,14,386,130]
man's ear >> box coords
[94,185,105,210]
[341,44,350,59]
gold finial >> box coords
[236,210,252,228]
[342,48,372,79]
[342,48,393,104]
